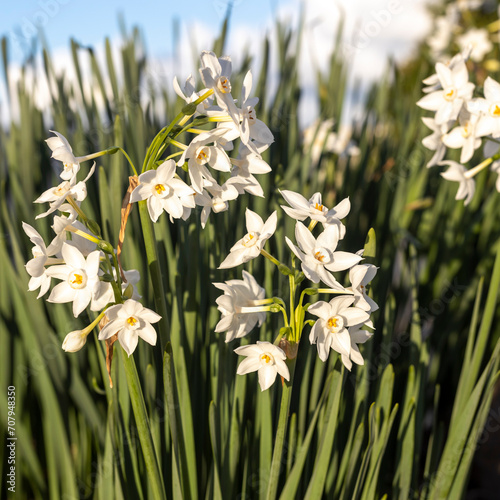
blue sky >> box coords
[0,1,432,126]
[1,0,278,62]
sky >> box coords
[0,0,433,127]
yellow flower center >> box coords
[260,353,273,364]
[314,251,325,262]
[68,270,88,289]
[53,182,70,197]
[217,76,232,94]
[243,232,258,247]
[314,203,324,211]
[127,317,137,327]
[195,146,211,165]
[327,317,338,329]
[155,184,166,195]
[71,274,83,285]
[489,103,500,117]
[461,124,470,138]
[327,315,344,333]
[443,87,457,101]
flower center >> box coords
[260,353,275,365]
[53,182,71,197]
[312,202,327,214]
[313,246,332,265]
[155,183,166,195]
[68,269,88,289]
[244,106,256,124]
[327,315,344,333]
[461,123,471,138]
[195,146,211,165]
[217,76,232,94]
[443,87,457,101]
[243,231,259,247]
[126,316,139,329]
[489,103,500,117]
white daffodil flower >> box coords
[173,75,216,116]
[195,182,239,229]
[178,129,232,193]
[98,299,161,356]
[421,117,452,167]
[34,163,96,219]
[348,264,379,312]
[439,160,475,205]
[422,51,471,94]
[417,59,474,125]
[45,243,101,317]
[130,159,195,223]
[285,222,362,290]
[280,190,350,234]
[442,110,481,163]
[46,130,97,181]
[219,209,277,269]
[468,77,500,138]
[427,16,454,61]
[237,70,274,147]
[457,28,493,63]
[308,296,371,368]
[62,330,88,352]
[22,222,61,298]
[214,270,267,342]
[199,51,240,123]
[234,341,290,391]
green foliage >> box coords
[1,11,500,500]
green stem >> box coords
[265,359,297,500]
[137,200,170,350]
[122,352,166,500]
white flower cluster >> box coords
[131,51,274,227]
[23,132,159,356]
[418,52,500,205]
[214,190,378,391]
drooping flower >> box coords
[214,270,267,342]
[194,182,239,228]
[348,264,379,312]
[34,163,96,219]
[46,130,97,181]
[285,222,362,290]
[219,209,277,269]
[439,160,475,205]
[45,243,101,317]
[308,295,371,368]
[98,299,161,356]
[130,159,195,222]
[234,341,290,391]
[62,330,88,352]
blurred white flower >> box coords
[457,28,493,62]
[219,209,277,269]
[214,270,267,342]
[421,117,451,167]
[442,110,482,163]
[308,295,371,369]
[417,59,474,125]
[45,243,101,317]
[286,222,362,290]
[234,341,289,391]
[98,299,161,356]
[468,77,500,138]
[440,160,476,205]
[427,17,455,61]
[130,160,195,222]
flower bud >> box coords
[123,283,134,299]
[62,330,87,352]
